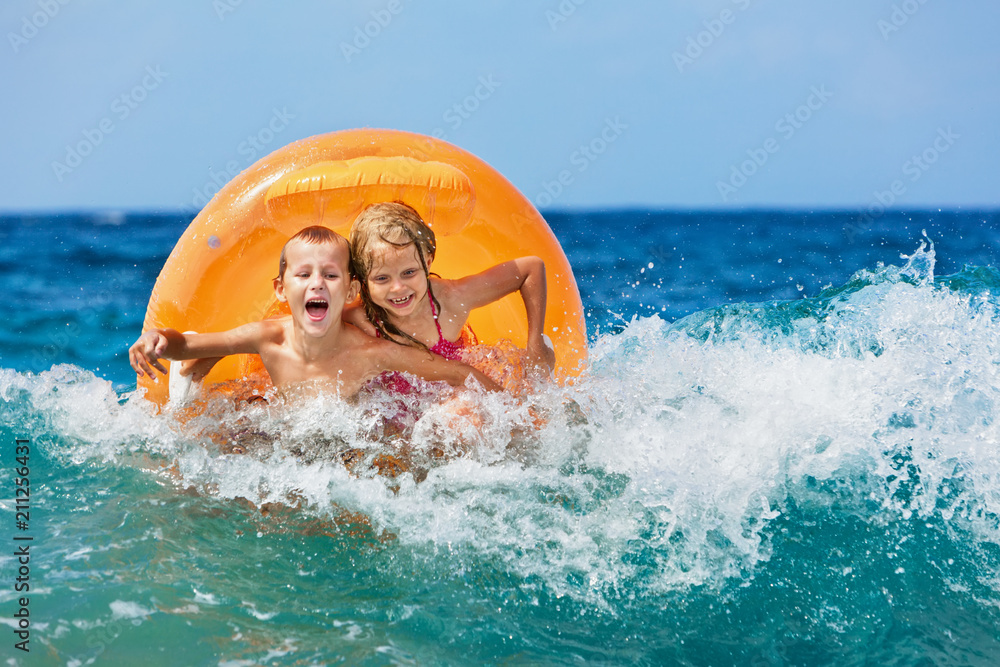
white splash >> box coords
[5,243,999,605]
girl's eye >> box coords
[372,275,387,283]
[403,269,417,277]
[325,273,339,279]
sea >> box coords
[1,208,999,665]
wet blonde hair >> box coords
[349,202,438,349]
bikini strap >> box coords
[428,293,445,339]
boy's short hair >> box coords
[277,226,350,280]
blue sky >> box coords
[2,0,998,211]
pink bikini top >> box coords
[375,296,475,361]
[427,297,473,361]
[369,297,477,397]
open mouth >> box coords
[305,298,329,320]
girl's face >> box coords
[366,242,430,319]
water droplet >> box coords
[208,235,221,249]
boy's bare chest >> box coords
[261,344,368,395]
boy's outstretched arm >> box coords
[129,329,186,378]
[129,323,267,380]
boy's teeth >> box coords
[305,299,329,317]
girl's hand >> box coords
[129,330,169,378]
[526,333,556,374]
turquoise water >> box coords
[1,210,999,664]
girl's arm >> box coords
[376,340,501,392]
[128,322,270,379]
[444,256,554,370]
[343,299,378,336]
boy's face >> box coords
[274,239,358,337]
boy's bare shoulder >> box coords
[260,316,289,332]
[336,324,399,377]
[255,316,290,343]
[341,322,386,352]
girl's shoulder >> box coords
[428,276,470,322]
[433,261,522,312]
[429,275,460,302]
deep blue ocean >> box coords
[1,209,999,665]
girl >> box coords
[347,202,555,373]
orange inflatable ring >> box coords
[138,129,588,406]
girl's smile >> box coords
[387,294,414,308]
[368,243,430,320]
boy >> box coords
[129,226,500,398]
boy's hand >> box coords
[526,333,556,374]
[129,330,169,379]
